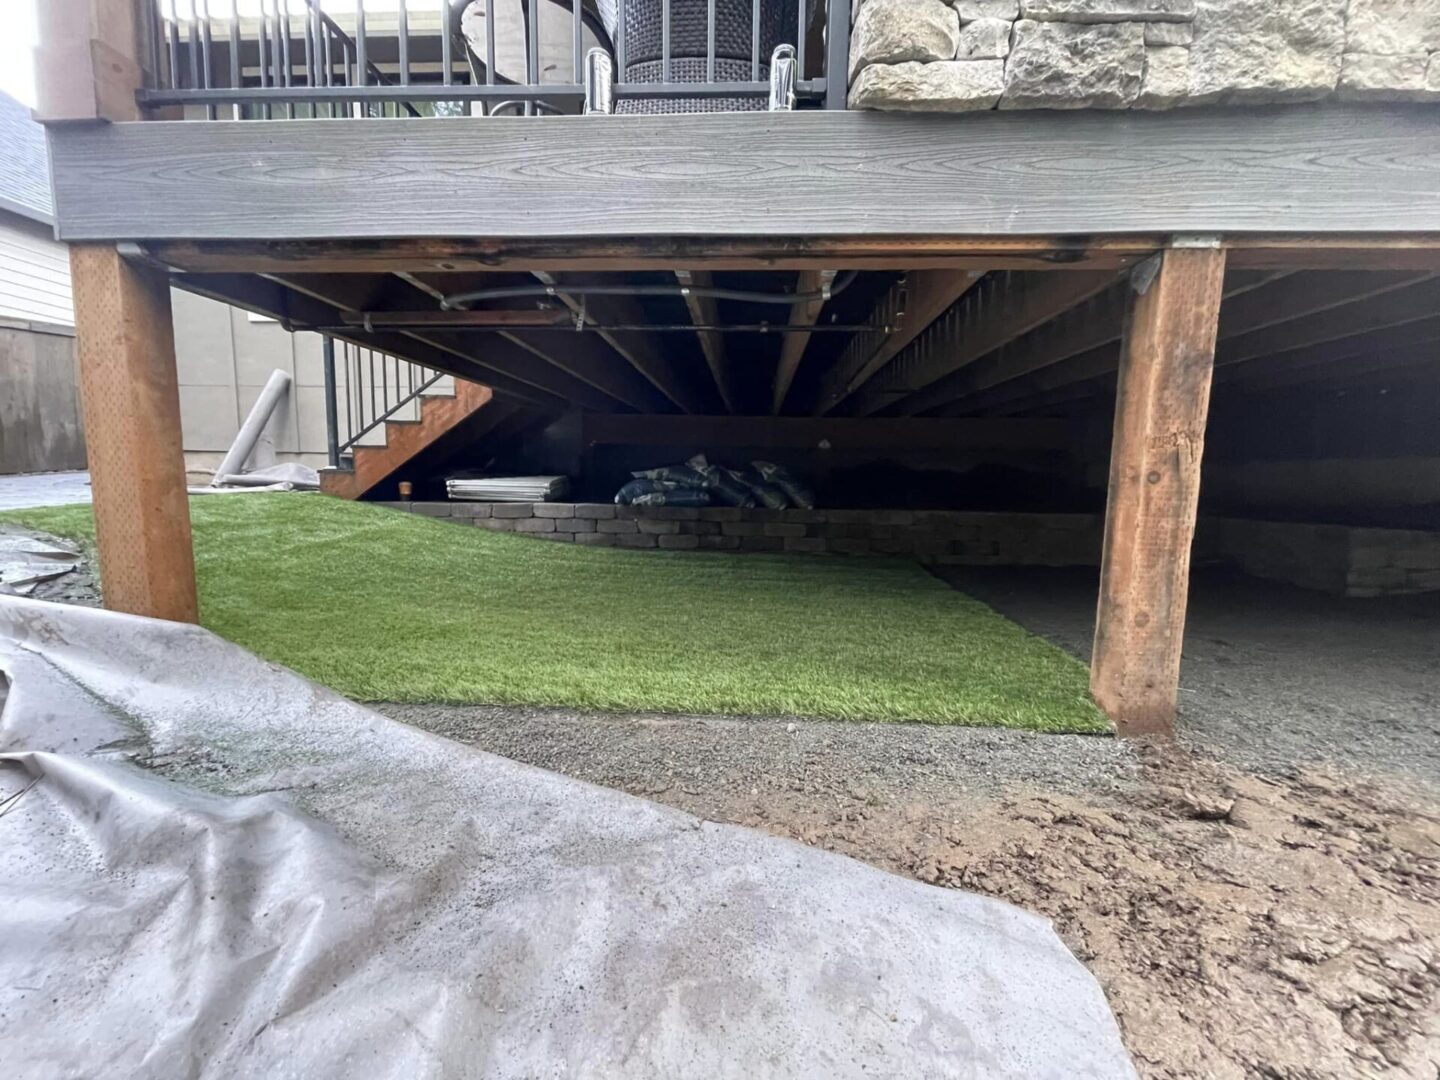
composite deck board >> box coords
[47,106,1440,242]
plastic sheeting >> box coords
[0,532,80,595]
[0,597,1137,1079]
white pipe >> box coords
[210,369,292,487]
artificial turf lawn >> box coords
[3,494,1109,732]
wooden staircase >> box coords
[320,379,494,499]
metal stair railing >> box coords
[322,336,446,469]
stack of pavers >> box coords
[447,476,569,502]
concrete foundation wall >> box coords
[0,321,85,475]
[849,0,1440,111]
[1203,517,1440,596]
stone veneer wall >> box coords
[380,501,1104,564]
[849,0,1440,111]
[381,502,1440,596]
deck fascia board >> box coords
[47,105,1440,244]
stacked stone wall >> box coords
[382,502,1440,596]
[849,0,1440,110]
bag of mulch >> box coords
[698,465,757,508]
[752,461,815,510]
[614,478,673,504]
[741,470,790,511]
[631,488,712,507]
[632,464,707,489]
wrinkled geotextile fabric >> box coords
[0,597,1137,1079]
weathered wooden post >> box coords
[37,0,199,623]
[1091,243,1227,736]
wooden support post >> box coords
[71,245,199,623]
[1091,244,1227,736]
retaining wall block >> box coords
[597,518,639,534]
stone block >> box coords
[1406,568,1440,590]
[852,59,1006,111]
[1185,0,1345,105]
[515,517,556,533]
[373,502,413,513]
[1339,52,1434,99]
[741,508,785,522]
[955,0,1018,18]
[956,17,1013,57]
[1020,0,1193,20]
[640,506,702,521]
[699,535,742,550]
[1345,0,1440,55]
[831,538,874,555]
[765,522,808,537]
[697,507,743,522]
[574,532,617,546]
[785,537,829,553]
[722,521,768,536]
[450,502,493,518]
[1002,20,1145,108]
[679,520,722,535]
[597,518,639,534]
[492,503,533,519]
[850,0,962,80]
[533,502,575,518]
[1143,20,1193,44]
[411,503,454,517]
[554,517,598,533]
[872,510,916,526]
[574,503,617,519]
[783,509,828,524]
[825,509,872,524]
[658,534,700,550]
[478,518,516,532]
[613,533,658,548]
[1136,44,1191,107]
[539,531,573,542]
[636,518,681,534]
[739,536,785,552]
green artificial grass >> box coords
[3,494,1108,732]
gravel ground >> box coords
[936,565,1440,789]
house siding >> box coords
[0,214,72,327]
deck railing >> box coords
[322,336,446,468]
[141,0,848,117]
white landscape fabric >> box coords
[0,596,1136,1079]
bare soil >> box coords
[382,704,1440,1078]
